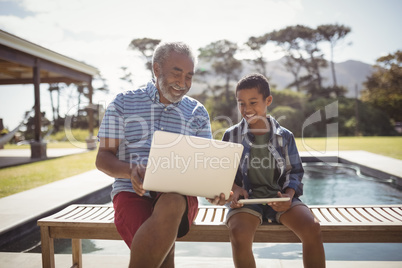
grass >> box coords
[295,136,402,160]
[0,136,401,198]
[0,149,98,198]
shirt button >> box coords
[161,127,164,130]
[164,108,167,111]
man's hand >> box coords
[131,164,146,196]
[206,191,233,206]
[229,184,249,209]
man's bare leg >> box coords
[128,193,186,268]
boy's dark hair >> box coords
[236,73,271,99]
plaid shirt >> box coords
[222,116,304,197]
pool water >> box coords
[2,163,402,261]
[301,162,402,205]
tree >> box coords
[361,50,402,122]
[270,25,323,93]
[119,66,134,87]
[317,24,351,87]
[282,56,304,92]
[301,27,327,96]
[46,75,109,132]
[128,38,161,77]
[198,40,242,102]
[270,27,304,91]
[23,111,51,140]
[48,83,63,132]
[244,35,271,77]
[271,25,333,98]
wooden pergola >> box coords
[0,30,99,157]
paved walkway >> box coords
[0,148,401,267]
[1,252,401,268]
[0,169,113,236]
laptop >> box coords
[143,131,244,199]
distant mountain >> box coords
[191,57,374,98]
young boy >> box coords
[222,73,326,268]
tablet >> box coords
[238,197,290,204]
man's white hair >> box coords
[152,42,197,77]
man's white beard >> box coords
[158,74,188,103]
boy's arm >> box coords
[283,134,304,197]
[270,134,300,212]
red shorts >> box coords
[113,191,198,248]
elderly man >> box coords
[96,42,212,267]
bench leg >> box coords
[72,238,82,268]
[40,226,55,268]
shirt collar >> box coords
[241,116,281,140]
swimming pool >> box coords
[1,162,402,261]
[300,162,402,206]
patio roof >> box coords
[0,30,99,157]
[0,30,98,85]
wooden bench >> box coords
[38,204,402,268]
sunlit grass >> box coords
[295,136,402,160]
[0,150,97,198]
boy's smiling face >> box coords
[236,87,273,129]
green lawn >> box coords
[0,136,401,198]
[295,136,402,160]
[0,149,98,198]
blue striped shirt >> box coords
[98,80,212,199]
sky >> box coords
[0,0,401,130]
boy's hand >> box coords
[206,191,233,205]
[131,164,146,196]
[268,190,294,212]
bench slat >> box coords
[310,208,328,223]
[365,207,392,223]
[347,207,369,222]
[356,207,382,222]
[202,207,215,223]
[392,207,402,216]
[373,207,398,222]
[327,208,348,223]
[79,207,114,223]
[194,207,206,223]
[384,207,402,221]
[337,207,360,222]
[71,207,96,220]
[319,208,340,223]
[81,207,105,220]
